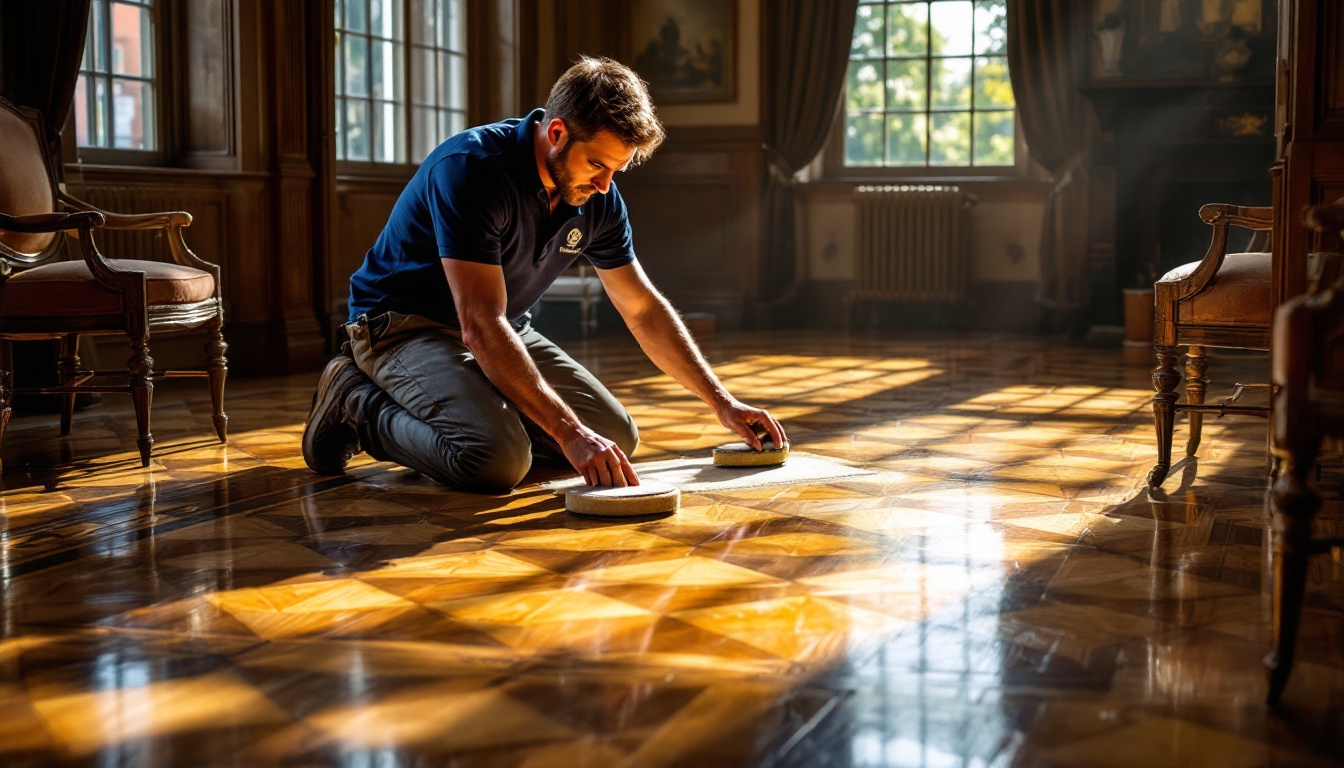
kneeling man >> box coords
[303,57,785,491]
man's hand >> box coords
[599,263,789,456]
[560,425,640,486]
[716,400,788,451]
[444,259,639,489]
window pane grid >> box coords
[337,0,463,165]
[336,0,405,163]
[77,0,156,151]
[845,0,1013,168]
[407,0,466,162]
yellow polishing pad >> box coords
[564,480,680,517]
[713,441,790,467]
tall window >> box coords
[844,0,1014,168]
[335,0,466,164]
[410,0,467,161]
[75,0,156,151]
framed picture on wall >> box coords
[627,0,736,104]
[1122,0,1273,79]
[1136,0,1266,41]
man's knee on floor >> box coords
[609,412,639,457]
[453,431,533,492]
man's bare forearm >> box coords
[461,318,581,439]
[625,294,732,412]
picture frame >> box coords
[1134,0,1266,44]
[627,0,736,104]
[1116,0,1274,79]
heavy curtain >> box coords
[0,0,91,158]
[1007,0,1090,313]
[0,0,92,412]
[762,0,859,303]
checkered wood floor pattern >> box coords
[0,332,1341,767]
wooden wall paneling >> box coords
[617,126,764,330]
[310,0,338,353]
[228,0,326,373]
[234,0,265,172]
[469,0,539,122]
[1273,0,1344,306]
[515,0,539,112]
[1273,0,1311,306]
[219,177,271,326]
[182,0,236,164]
[280,174,317,309]
[272,6,308,159]
[553,0,622,72]
[536,0,557,99]
[330,179,406,329]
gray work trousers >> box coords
[345,311,638,492]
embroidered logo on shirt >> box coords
[560,227,584,255]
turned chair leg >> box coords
[1266,447,1320,705]
[129,338,155,467]
[0,340,11,473]
[58,333,80,436]
[205,318,228,442]
[1185,345,1208,457]
[1148,345,1181,488]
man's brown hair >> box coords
[544,57,665,167]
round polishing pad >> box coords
[713,441,790,467]
[564,480,680,517]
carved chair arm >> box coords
[58,192,222,298]
[1163,204,1274,302]
[1199,203,1273,230]
[0,211,106,275]
[0,210,105,233]
[59,193,191,230]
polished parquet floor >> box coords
[0,331,1342,767]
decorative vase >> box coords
[1097,28,1125,78]
[1213,36,1252,81]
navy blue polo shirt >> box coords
[347,109,636,328]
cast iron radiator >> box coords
[851,184,975,306]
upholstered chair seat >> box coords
[0,259,216,316]
[1157,252,1272,327]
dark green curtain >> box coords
[1006,0,1090,312]
[762,0,860,303]
[0,0,91,159]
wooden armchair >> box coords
[1264,202,1344,705]
[0,97,227,468]
[1148,203,1273,487]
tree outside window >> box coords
[845,0,1013,168]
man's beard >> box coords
[547,140,598,206]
